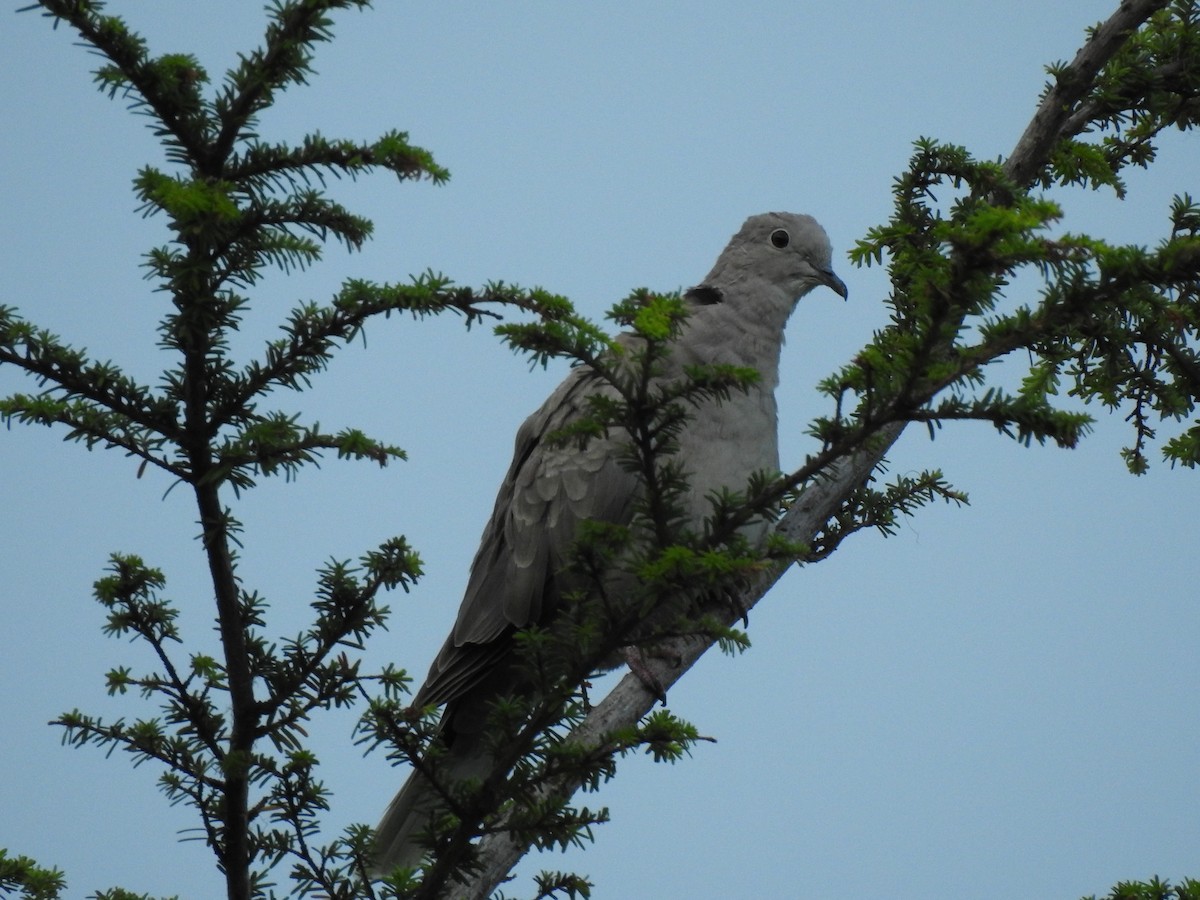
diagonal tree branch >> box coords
[1005,0,1170,187]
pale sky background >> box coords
[1,2,1196,898]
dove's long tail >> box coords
[371,734,492,877]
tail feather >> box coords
[371,735,492,877]
[372,767,439,875]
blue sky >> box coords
[1,2,1196,898]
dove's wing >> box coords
[413,363,638,709]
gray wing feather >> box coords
[413,366,637,708]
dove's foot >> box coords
[622,644,687,705]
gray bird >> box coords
[373,212,846,873]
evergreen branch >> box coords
[0,394,186,479]
[93,554,232,761]
[1058,4,1200,177]
[211,276,564,433]
[227,130,450,189]
[900,397,1094,447]
[0,849,67,900]
[1006,0,1172,188]
[54,710,227,793]
[31,0,212,163]
[236,190,373,254]
[133,170,350,288]
[211,418,404,491]
[211,0,371,168]
[253,543,418,739]
[805,469,967,561]
[1081,875,1200,900]
[787,233,1195,512]
[0,307,183,443]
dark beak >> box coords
[821,268,848,300]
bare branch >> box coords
[1005,0,1170,185]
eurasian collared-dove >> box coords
[373,212,846,873]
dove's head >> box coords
[692,212,847,308]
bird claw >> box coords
[714,576,753,627]
[622,646,673,705]
[717,587,751,627]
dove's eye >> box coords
[769,228,790,249]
